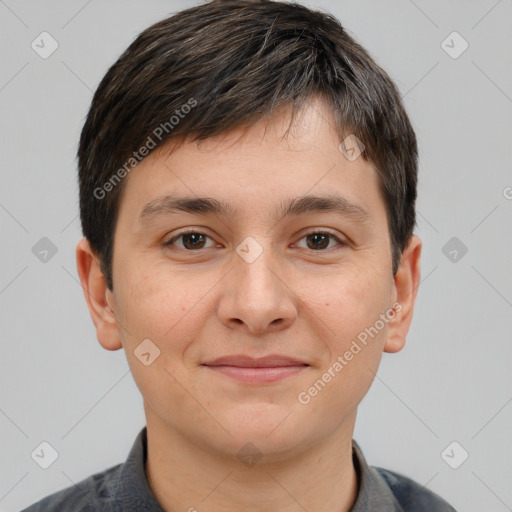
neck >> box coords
[144,407,359,512]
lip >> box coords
[203,354,309,367]
[202,355,309,384]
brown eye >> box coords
[306,233,329,250]
[296,231,346,251]
[165,231,214,251]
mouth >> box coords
[202,355,310,384]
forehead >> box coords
[116,97,385,226]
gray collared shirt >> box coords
[22,427,456,511]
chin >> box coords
[217,405,308,449]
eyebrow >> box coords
[138,194,370,225]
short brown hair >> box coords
[78,0,418,291]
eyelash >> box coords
[164,229,347,252]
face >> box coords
[78,96,420,462]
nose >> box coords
[217,241,297,335]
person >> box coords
[22,0,456,510]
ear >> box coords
[384,234,422,353]
[76,238,122,351]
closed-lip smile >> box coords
[202,354,309,384]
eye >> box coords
[295,231,346,251]
[164,230,217,251]
[164,229,347,252]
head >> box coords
[76,0,421,462]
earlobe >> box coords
[75,238,123,351]
[384,235,422,354]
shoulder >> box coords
[374,466,457,512]
[20,463,122,512]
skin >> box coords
[76,96,421,512]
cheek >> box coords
[302,264,390,345]
[113,267,207,416]
[115,257,205,339]
[297,272,390,425]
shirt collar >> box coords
[351,439,404,511]
[113,427,165,511]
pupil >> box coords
[184,233,204,249]
[308,233,328,250]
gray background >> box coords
[1,0,511,510]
